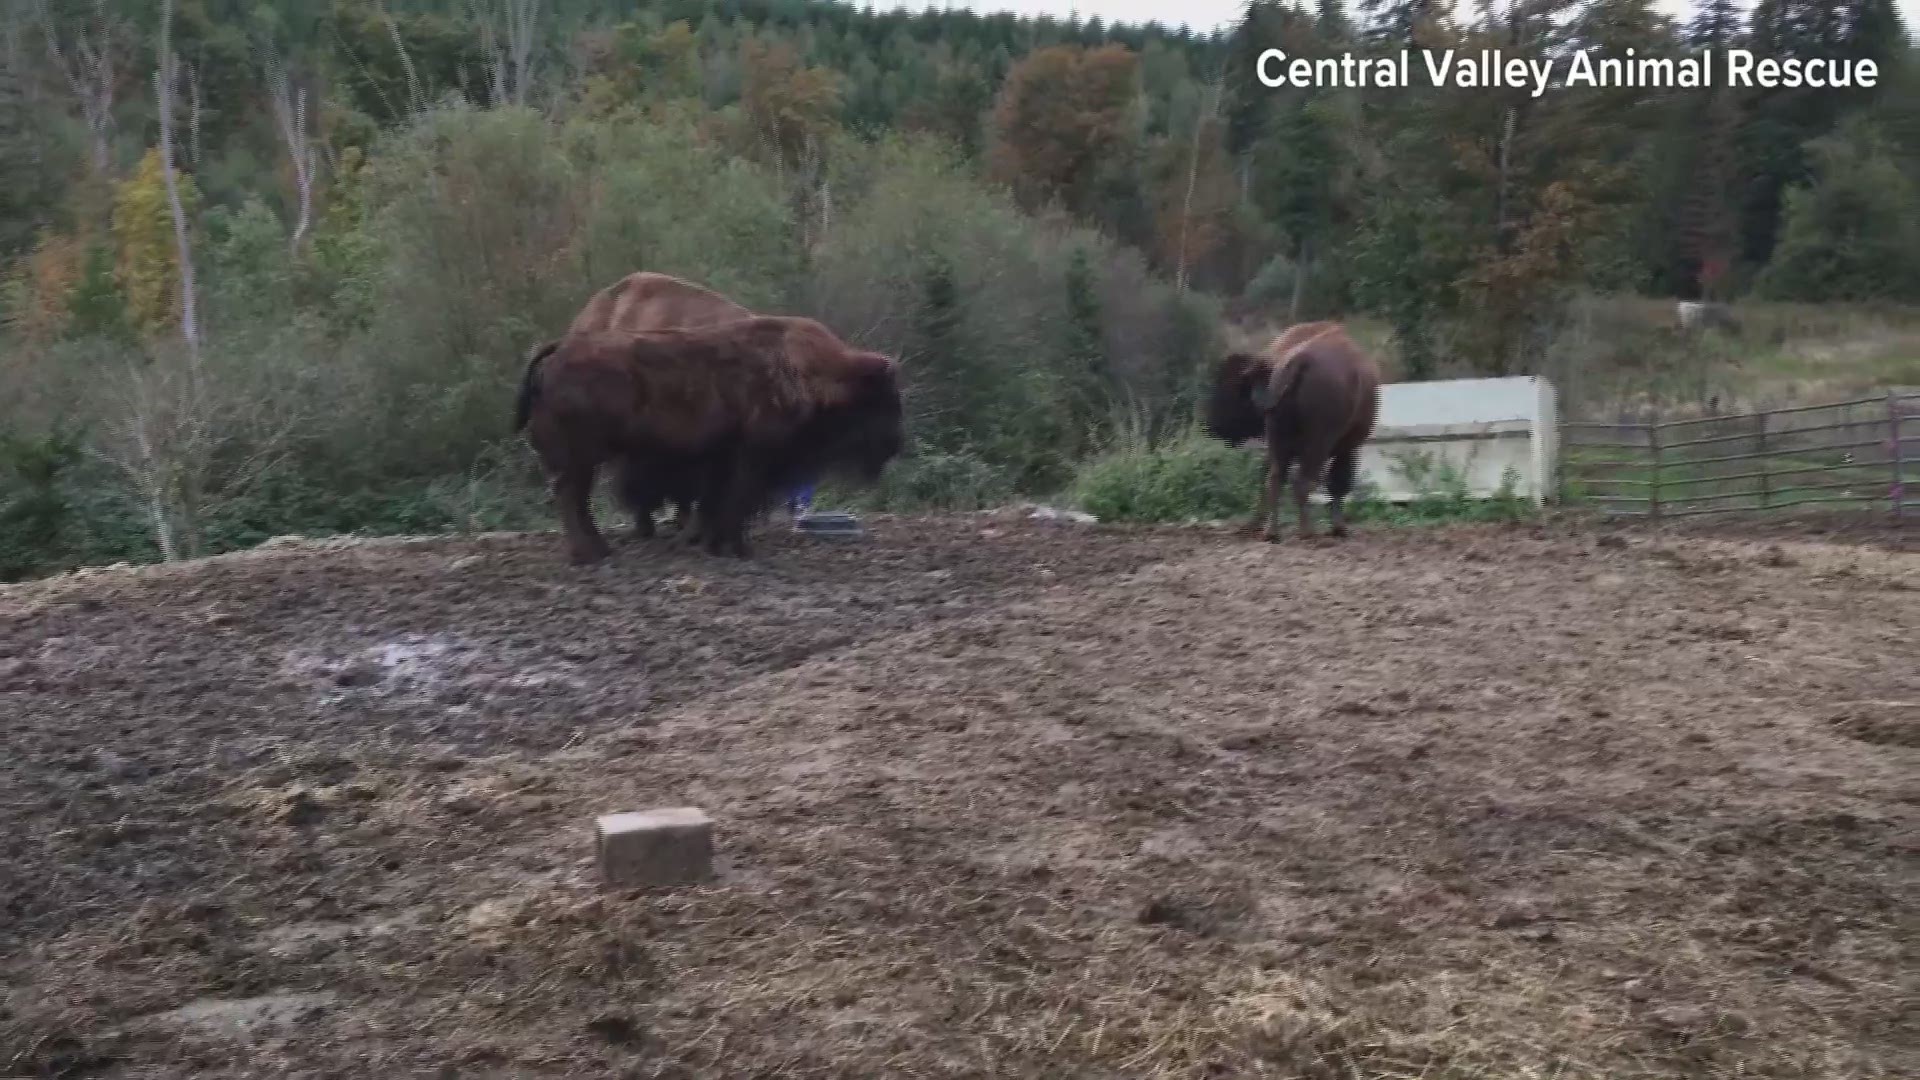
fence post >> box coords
[1892,390,1905,522]
[1755,410,1770,509]
[1648,420,1663,519]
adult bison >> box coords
[521,272,754,541]
[564,271,752,338]
[1202,321,1380,541]
[512,316,904,564]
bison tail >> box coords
[512,340,560,434]
[1259,351,1314,414]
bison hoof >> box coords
[1261,530,1281,544]
[570,548,611,566]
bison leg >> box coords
[1286,447,1328,541]
[613,458,658,541]
[1264,455,1295,543]
[1262,433,1299,544]
[706,491,752,559]
[1244,457,1278,538]
[692,453,753,558]
[554,463,612,565]
[1325,445,1360,538]
[525,415,611,565]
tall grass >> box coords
[1068,428,1534,527]
[1547,294,1920,418]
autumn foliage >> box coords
[988,45,1140,218]
[110,148,200,340]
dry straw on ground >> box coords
[2,515,1915,1078]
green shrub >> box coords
[1069,437,1537,527]
[0,429,80,581]
[1069,435,1264,523]
[841,448,1015,512]
[1348,460,1533,525]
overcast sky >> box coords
[859,0,1919,39]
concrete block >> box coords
[596,807,713,888]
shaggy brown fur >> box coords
[565,271,752,337]
[1202,321,1380,541]
[514,317,903,564]
[547,273,757,541]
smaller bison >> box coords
[513,316,904,564]
[1203,322,1380,541]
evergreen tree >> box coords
[1687,0,1743,47]
[1358,0,1442,45]
[1062,246,1107,444]
[1253,98,1343,317]
[911,250,966,446]
[1317,0,1349,41]
[1737,0,1906,266]
[0,50,56,259]
[1756,120,1920,301]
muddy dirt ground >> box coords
[2,514,1915,1079]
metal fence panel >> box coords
[1560,390,1918,520]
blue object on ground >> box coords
[787,481,817,516]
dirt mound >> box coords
[3,517,1915,1078]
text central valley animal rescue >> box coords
[1256,49,1882,98]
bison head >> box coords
[1202,352,1270,446]
[846,355,906,480]
[813,353,905,483]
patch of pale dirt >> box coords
[2,516,1915,1078]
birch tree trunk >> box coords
[264,47,315,255]
[35,0,115,175]
[156,0,198,360]
[1173,80,1221,295]
[473,0,540,108]
[186,61,202,168]
[125,369,178,563]
[155,0,204,557]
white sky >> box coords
[861,0,1920,39]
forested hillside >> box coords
[0,0,1914,579]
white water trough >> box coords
[1341,375,1560,506]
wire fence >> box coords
[1560,389,1917,520]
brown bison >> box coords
[513,316,903,564]
[1203,321,1380,541]
[519,273,757,541]
[564,270,753,338]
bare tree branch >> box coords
[155,0,198,359]
[470,0,539,108]
[104,361,179,562]
[185,59,201,168]
[1173,79,1221,295]
[34,0,116,174]
[261,43,316,255]
[381,5,424,117]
